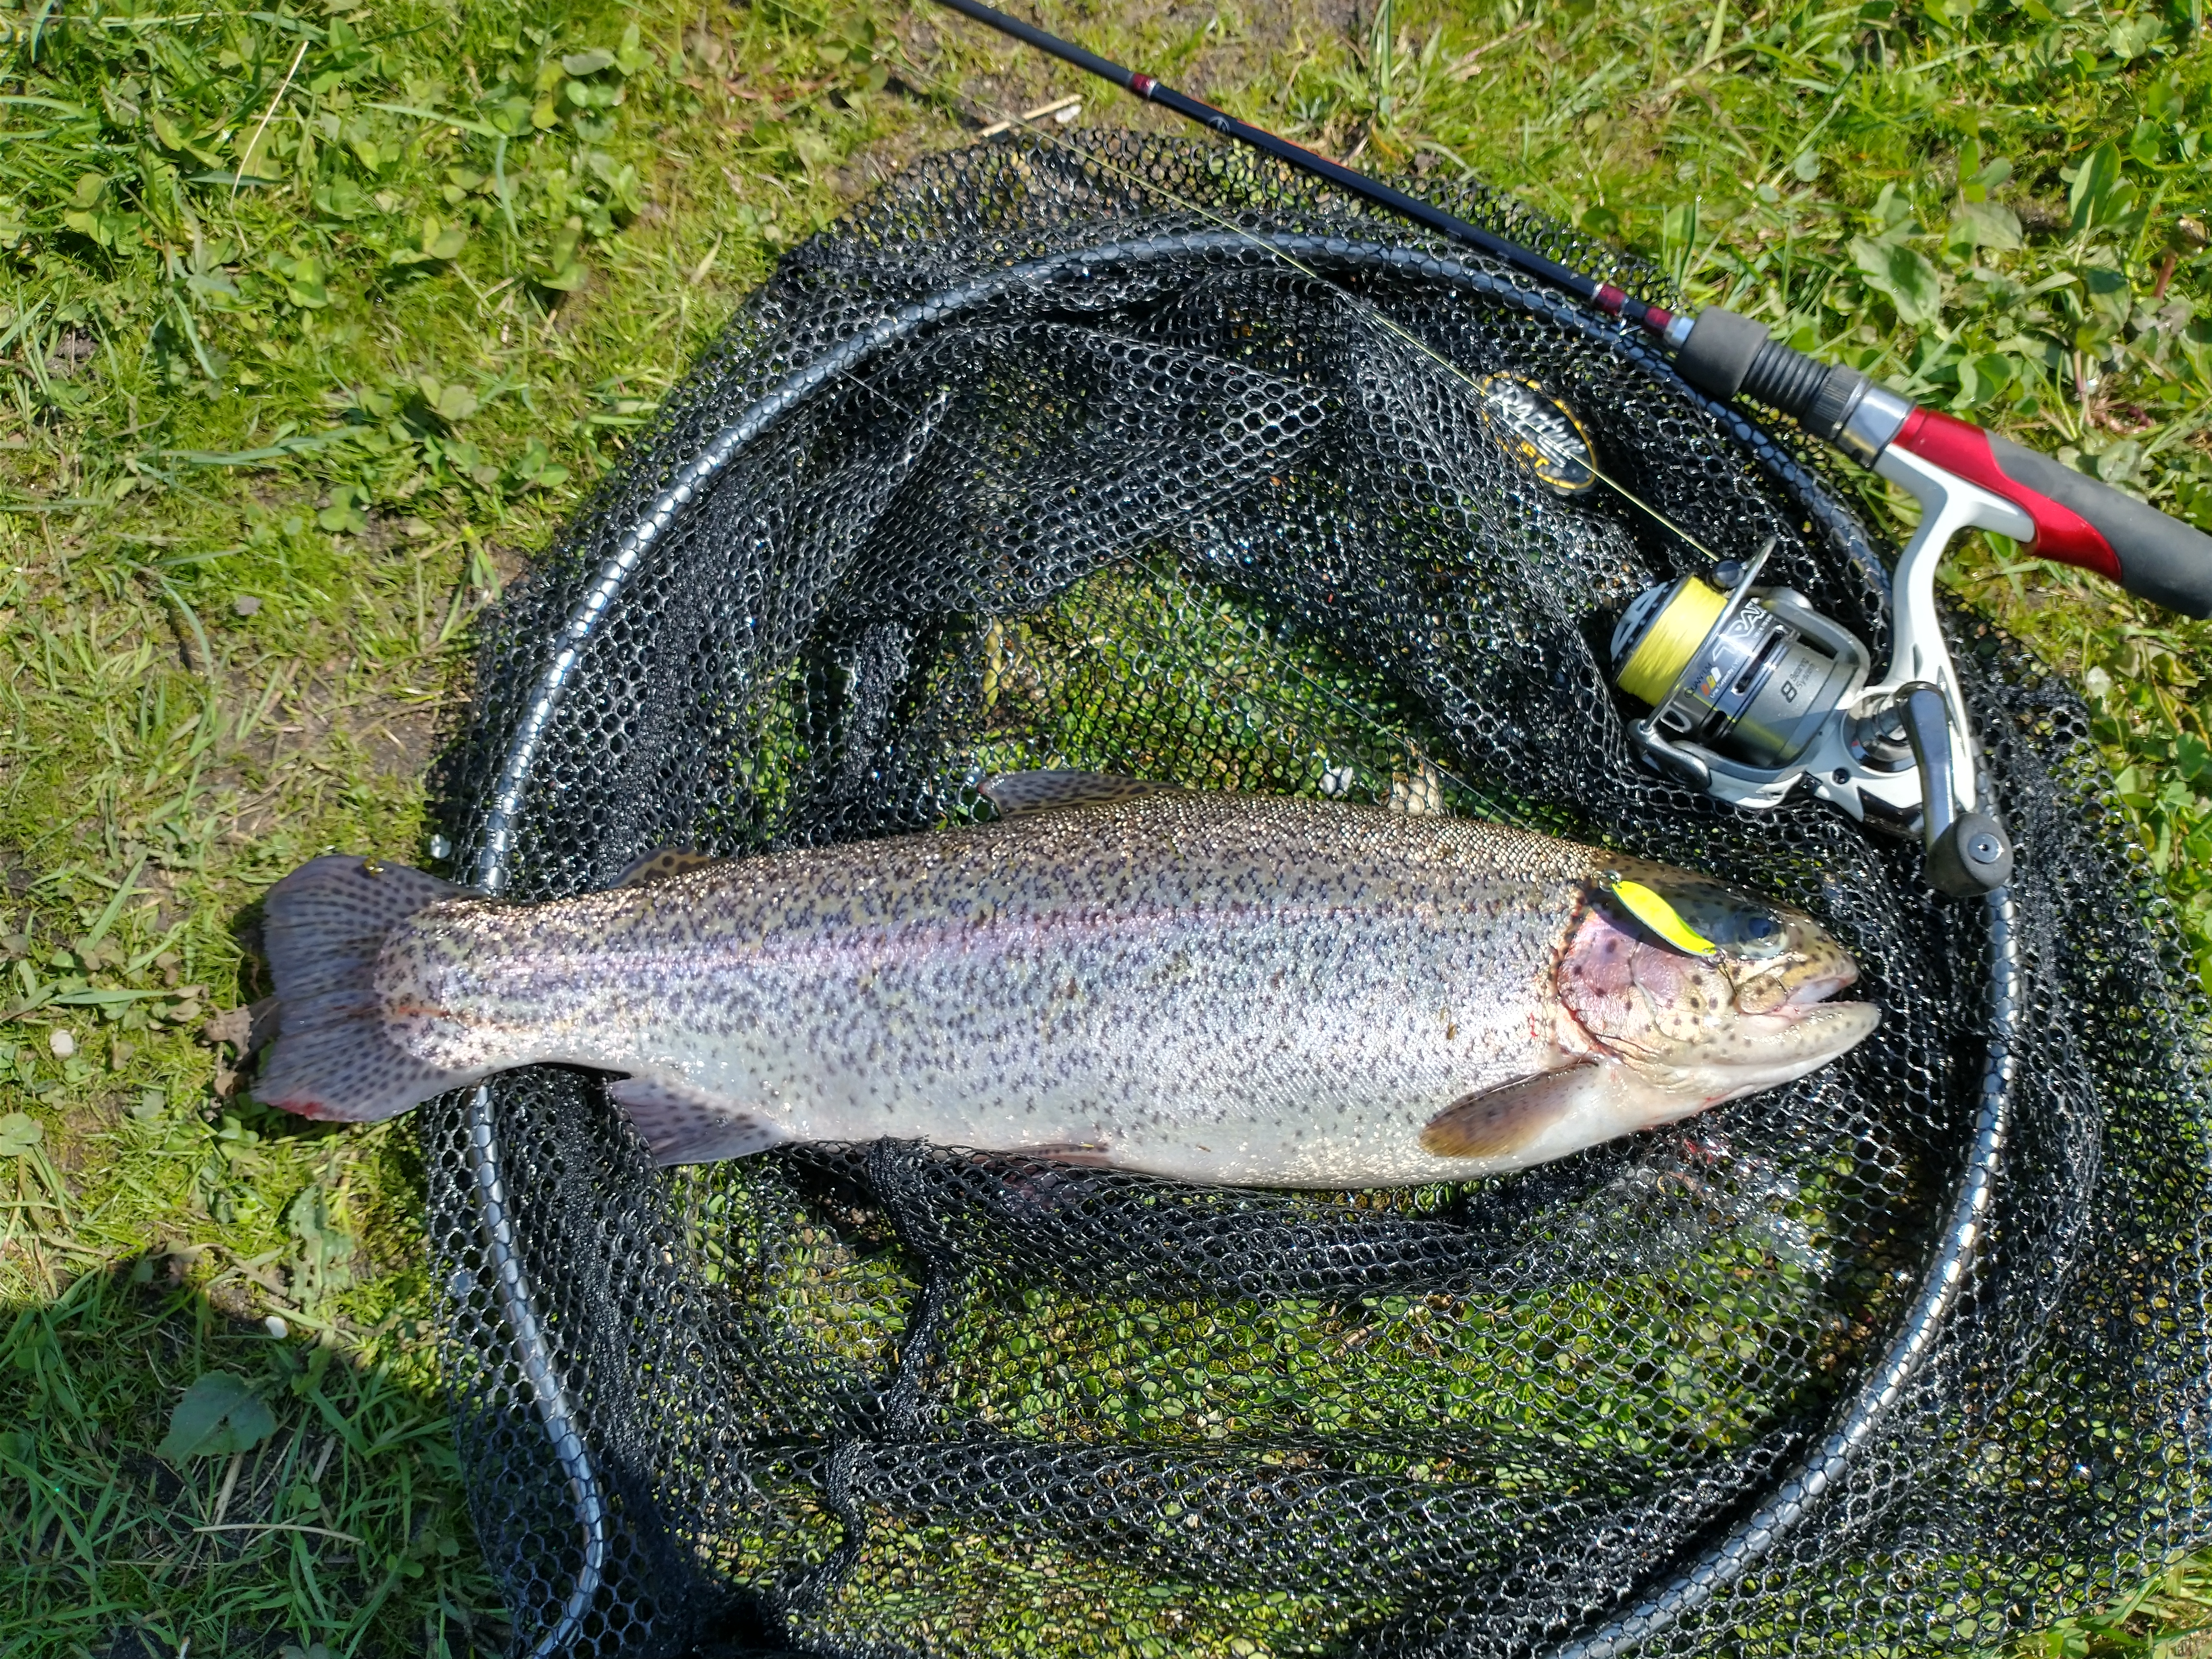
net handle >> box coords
[463,1089,611,1659]
[455,207,1899,1655]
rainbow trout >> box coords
[254,773,1878,1187]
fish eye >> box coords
[1729,913,1788,958]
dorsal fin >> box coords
[614,847,728,889]
[982,769,1170,818]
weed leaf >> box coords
[157,1371,277,1460]
[1952,200,2022,252]
[1955,353,2017,407]
[2068,142,2128,231]
[1851,237,1944,327]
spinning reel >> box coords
[1610,447,2028,897]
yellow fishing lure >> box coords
[1609,878,1718,957]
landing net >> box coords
[425,133,2212,1659]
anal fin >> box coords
[606,1073,790,1166]
[1420,1062,1611,1159]
[982,769,1170,818]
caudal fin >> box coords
[252,854,476,1122]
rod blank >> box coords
[926,0,1671,333]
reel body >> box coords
[1611,559,1876,806]
[1609,444,2029,897]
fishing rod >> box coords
[929,0,2212,618]
[873,36,1724,553]
[929,0,2212,897]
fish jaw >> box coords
[1616,1000,1883,1111]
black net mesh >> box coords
[420,133,2212,1659]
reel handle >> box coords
[1672,308,2212,619]
[1897,683,2013,897]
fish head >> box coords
[1555,862,1879,1109]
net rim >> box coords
[447,220,2015,1659]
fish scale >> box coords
[255,784,1879,1188]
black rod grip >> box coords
[1890,408,2212,619]
[1671,309,1875,449]
[1682,308,2212,615]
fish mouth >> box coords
[1731,939,1860,1016]
[1731,936,1877,1071]
[1779,962,1860,1010]
[1745,998,1881,1045]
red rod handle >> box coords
[1887,408,2212,618]
[1673,309,2212,619]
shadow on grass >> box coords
[1,1249,507,1659]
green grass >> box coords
[6,0,2212,1652]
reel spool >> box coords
[1611,560,1869,778]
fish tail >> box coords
[252,854,476,1122]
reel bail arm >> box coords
[1866,435,2029,894]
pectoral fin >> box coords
[1420,1062,1611,1159]
[982,769,1171,817]
[606,1074,790,1165]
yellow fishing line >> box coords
[1616,578,1725,706]
[1610,878,1718,956]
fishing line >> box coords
[748,0,1720,560]
[911,45,1722,557]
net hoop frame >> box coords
[451,224,2023,1659]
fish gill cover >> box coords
[424,133,2212,1659]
